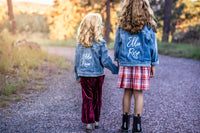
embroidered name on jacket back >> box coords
[127,36,141,59]
[81,53,92,67]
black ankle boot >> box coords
[132,114,142,133]
[121,112,130,132]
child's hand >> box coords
[76,81,80,83]
[150,65,155,78]
[117,61,119,67]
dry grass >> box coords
[0,30,71,108]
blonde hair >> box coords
[77,13,103,47]
[119,0,157,34]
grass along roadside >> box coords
[0,31,71,108]
[0,57,71,108]
[30,38,77,47]
[157,42,200,60]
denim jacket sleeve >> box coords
[114,27,122,61]
[100,41,119,74]
[73,46,80,81]
[151,32,159,66]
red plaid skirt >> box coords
[117,66,150,90]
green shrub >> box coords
[0,82,18,96]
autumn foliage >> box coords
[0,3,7,23]
[47,0,120,40]
[0,0,199,43]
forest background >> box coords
[1,0,200,48]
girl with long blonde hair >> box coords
[114,0,159,132]
[74,13,118,131]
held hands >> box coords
[117,61,119,67]
[150,65,155,78]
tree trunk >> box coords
[171,22,177,43]
[162,0,173,42]
[7,0,16,35]
[105,0,111,43]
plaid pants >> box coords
[80,75,105,123]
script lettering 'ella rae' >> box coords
[127,37,141,59]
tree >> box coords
[162,0,173,42]
[172,0,200,43]
[105,0,111,43]
[48,0,85,40]
[171,1,185,42]
[151,0,199,43]
[151,0,185,42]
[48,0,120,41]
[7,0,16,34]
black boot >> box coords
[132,114,142,133]
[121,112,130,132]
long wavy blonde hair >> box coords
[77,13,103,47]
[119,0,157,34]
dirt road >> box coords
[0,46,199,133]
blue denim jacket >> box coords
[74,39,119,81]
[114,25,159,66]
